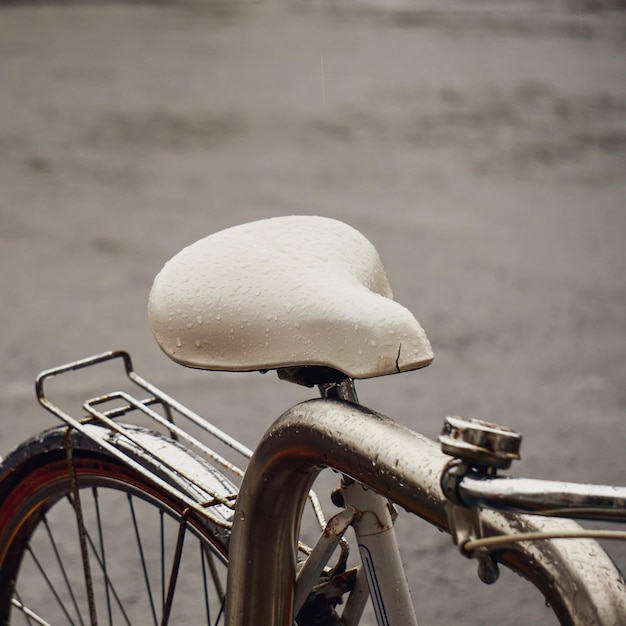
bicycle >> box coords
[0,215,624,625]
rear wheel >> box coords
[0,428,230,625]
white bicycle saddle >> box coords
[148,216,433,381]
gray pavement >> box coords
[1,1,625,623]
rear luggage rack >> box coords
[35,350,325,536]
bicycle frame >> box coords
[20,350,626,625]
[225,397,626,626]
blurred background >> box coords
[1,0,625,623]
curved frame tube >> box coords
[225,399,626,626]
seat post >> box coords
[318,378,359,404]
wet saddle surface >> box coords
[149,215,433,380]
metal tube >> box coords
[225,399,446,626]
[342,481,418,626]
[224,399,626,626]
[458,474,626,520]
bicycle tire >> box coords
[0,424,234,625]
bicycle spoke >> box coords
[79,497,132,626]
[161,511,188,626]
[11,596,52,626]
[65,436,98,626]
[200,545,211,626]
[203,545,225,604]
[160,510,166,611]
[92,489,113,626]
[127,494,159,626]
[213,600,225,626]
[43,513,85,626]
[26,546,77,626]
[200,544,211,624]
[61,493,135,626]
[13,590,35,626]
[200,542,225,626]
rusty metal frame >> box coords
[225,398,626,626]
[26,351,626,625]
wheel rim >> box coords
[0,455,227,626]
